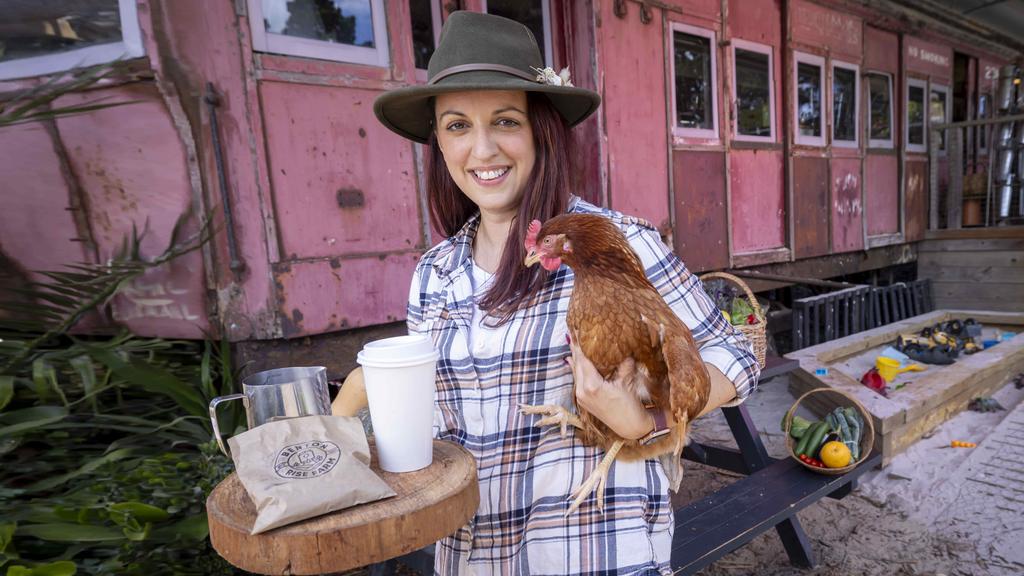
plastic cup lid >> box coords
[357,334,438,367]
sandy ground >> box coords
[676,369,1024,576]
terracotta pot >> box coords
[963,198,983,227]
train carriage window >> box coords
[794,52,825,146]
[410,0,443,74]
[866,73,894,149]
[0,0,144,80]
[485,0,553,67]
[930,84,950,152]
[832,62,860,148]
[248,0,389,67]
[669,22,718,139]
[906,77,927,153]
[732,40,774,142]
[978,93,991,153]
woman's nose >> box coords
[470,127,498,159]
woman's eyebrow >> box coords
[494,106,526,115]
[438,109,465,121]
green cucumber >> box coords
[795,421,824,457]
[804,421,831,459]
[842,407,862,460]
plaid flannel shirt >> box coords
[407,197,761,575]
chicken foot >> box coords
[518,403,583,438]
[566,439,625,516]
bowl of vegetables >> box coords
[782,388,875,475]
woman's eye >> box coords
[496,118,520,128]
[446,121,468,131]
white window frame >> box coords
[906,76,928,153]
[831,60,860,149]
[669,21,719,140]
[978,92,991,153]
[866,72,894,149]
[731,39,775,143]
[930,83,950,155]
[247,0,389,67]
[0,0,144,81]
[482,0,553,67]
[793,51,826,147]
[412,0,444,82]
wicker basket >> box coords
[783,387,875,475]
[699,271,767,368]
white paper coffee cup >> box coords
[357,335,438,473]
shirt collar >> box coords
[430,195,582,280]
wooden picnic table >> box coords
[207,439,478,575]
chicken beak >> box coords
[524,248,541,267]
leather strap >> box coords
[647,406,668,433]
[429,63,537,85]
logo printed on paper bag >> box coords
[274,440,340,479]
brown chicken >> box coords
[520,214,710,515]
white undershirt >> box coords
[468,260,504,360]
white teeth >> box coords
[473,168,508,181]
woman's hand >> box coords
[567,340,654,440]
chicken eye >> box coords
[543,237,552,246]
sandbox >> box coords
[786,310,1024,465]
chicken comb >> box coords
[525,219,542,250]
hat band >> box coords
[428,63,537,86]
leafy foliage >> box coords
[0,211,243,574]
[0,63,139,128]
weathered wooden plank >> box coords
[925,227,1024,240]
[917,250,1023,268]
[905,161,928,242]
[931,281,1024,304]
[793,156,831,258]
[918,263,1024,284]
[674,151,729,272]
[917,238,1024,252]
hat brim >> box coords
[374,71,601,144]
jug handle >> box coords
[209,393,246,457]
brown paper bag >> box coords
[228,415,396,534]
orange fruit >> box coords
[819,441,852,468]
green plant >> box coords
[0,212,243,574]
[0,63,139,128]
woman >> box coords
[368,11,760,575]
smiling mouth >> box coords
[472,167,510,182]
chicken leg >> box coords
[519,403,583,438]
[566,439,625,516]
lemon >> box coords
[819,441,852,468]
[721,310,732,323]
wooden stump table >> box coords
[207,440,478,575]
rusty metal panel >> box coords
[259,82,422,259]
[789,0,861,60]
[728,0,781,46]
[730,149,785,253]
[905,36,953,82]
[863,26,898,74]
[865,154,899,236]
[0,123,88,279]
[672,151,728,272]
[831,158,864,252]
[598,0,669,229]
[793,156,830,258]
[273,253,421,337]
[54,85,209,339]
[905,160,928,241]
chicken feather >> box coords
[522,213,711,512]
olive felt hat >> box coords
[373,11,601,144]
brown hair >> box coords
[426,92,576,324]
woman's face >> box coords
[434,90,536,220]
